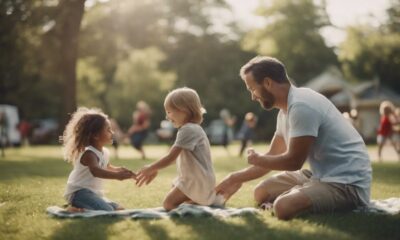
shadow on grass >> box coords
[139,221,172,240]
[49,218,122,240]
[301,212,400,240]
[164,214,344,240]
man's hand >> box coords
[136,165,158,187]
[247,148,263,166]
[215,174,243,201]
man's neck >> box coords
[274,84,291,113]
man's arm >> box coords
[248,136,315,171]
[215,134,286,198]
[230,134,286,182]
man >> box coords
[216,56,371,220]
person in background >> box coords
[18,119,32,146]
[128,101,152,160]
[237,112,258,157]
[219,108,236,154]
[377,101,397,162]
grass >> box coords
[0,144,399,240]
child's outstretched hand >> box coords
[136,165,158,187]
[118,167,137,180]
[117,168,136,180]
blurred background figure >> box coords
[156,120,175,143]
[219,108,236,154]
[127,101,152,160]
[110,118,124,159]
[393,107,400,161]
[18,119,32,146]
[377,101,398,162]
[0,111,7,157]
[237,112,258,157]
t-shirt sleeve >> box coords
[274,110,284,137]
[288,103,320,138]
[173,126,198,151]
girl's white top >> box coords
[63,146,109,202]
[173,123,220,205]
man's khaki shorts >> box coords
[256,169,363,213]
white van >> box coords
[0,104,21,146]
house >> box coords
[304,67,400,142]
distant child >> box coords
[136,87,224,211]
[61,107,136,211]
[393,107,400,160]
[377,101,397,162]
[127,101,152,159]
[237,112,258,157]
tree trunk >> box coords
[56,0,86,129]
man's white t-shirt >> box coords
[275,86,372,205]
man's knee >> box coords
[273,196,293,220]
[253,184,270,205]
[273,191,312,221]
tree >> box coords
[52,0,86,127]
[241,0,337,85]
[339,0,400,93]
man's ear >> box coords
[262,77,272,90]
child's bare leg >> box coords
[163,186,190,211]
[378,138,386,162]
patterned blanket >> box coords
[46,203,260,219]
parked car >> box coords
[205,119,234,145]
[30,118,59,145]
[156,120,176,142]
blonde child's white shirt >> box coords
[172,123,218,205]
[64,146,109,202]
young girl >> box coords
[136,87,224,211]
[62,107,136,211]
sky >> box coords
[226,0,391,46]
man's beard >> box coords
[259,88,275,110]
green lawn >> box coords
[0,144,399,240]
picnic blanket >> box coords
[354,198,400,215]
[46,203,260,219]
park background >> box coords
[1,0,400,141]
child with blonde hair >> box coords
[62,107,136,211]
[136,87,224,211]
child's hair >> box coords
[61,107,109,163]
[379,101,394,116]
[245,112,256,122]
[164,87,206,124]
